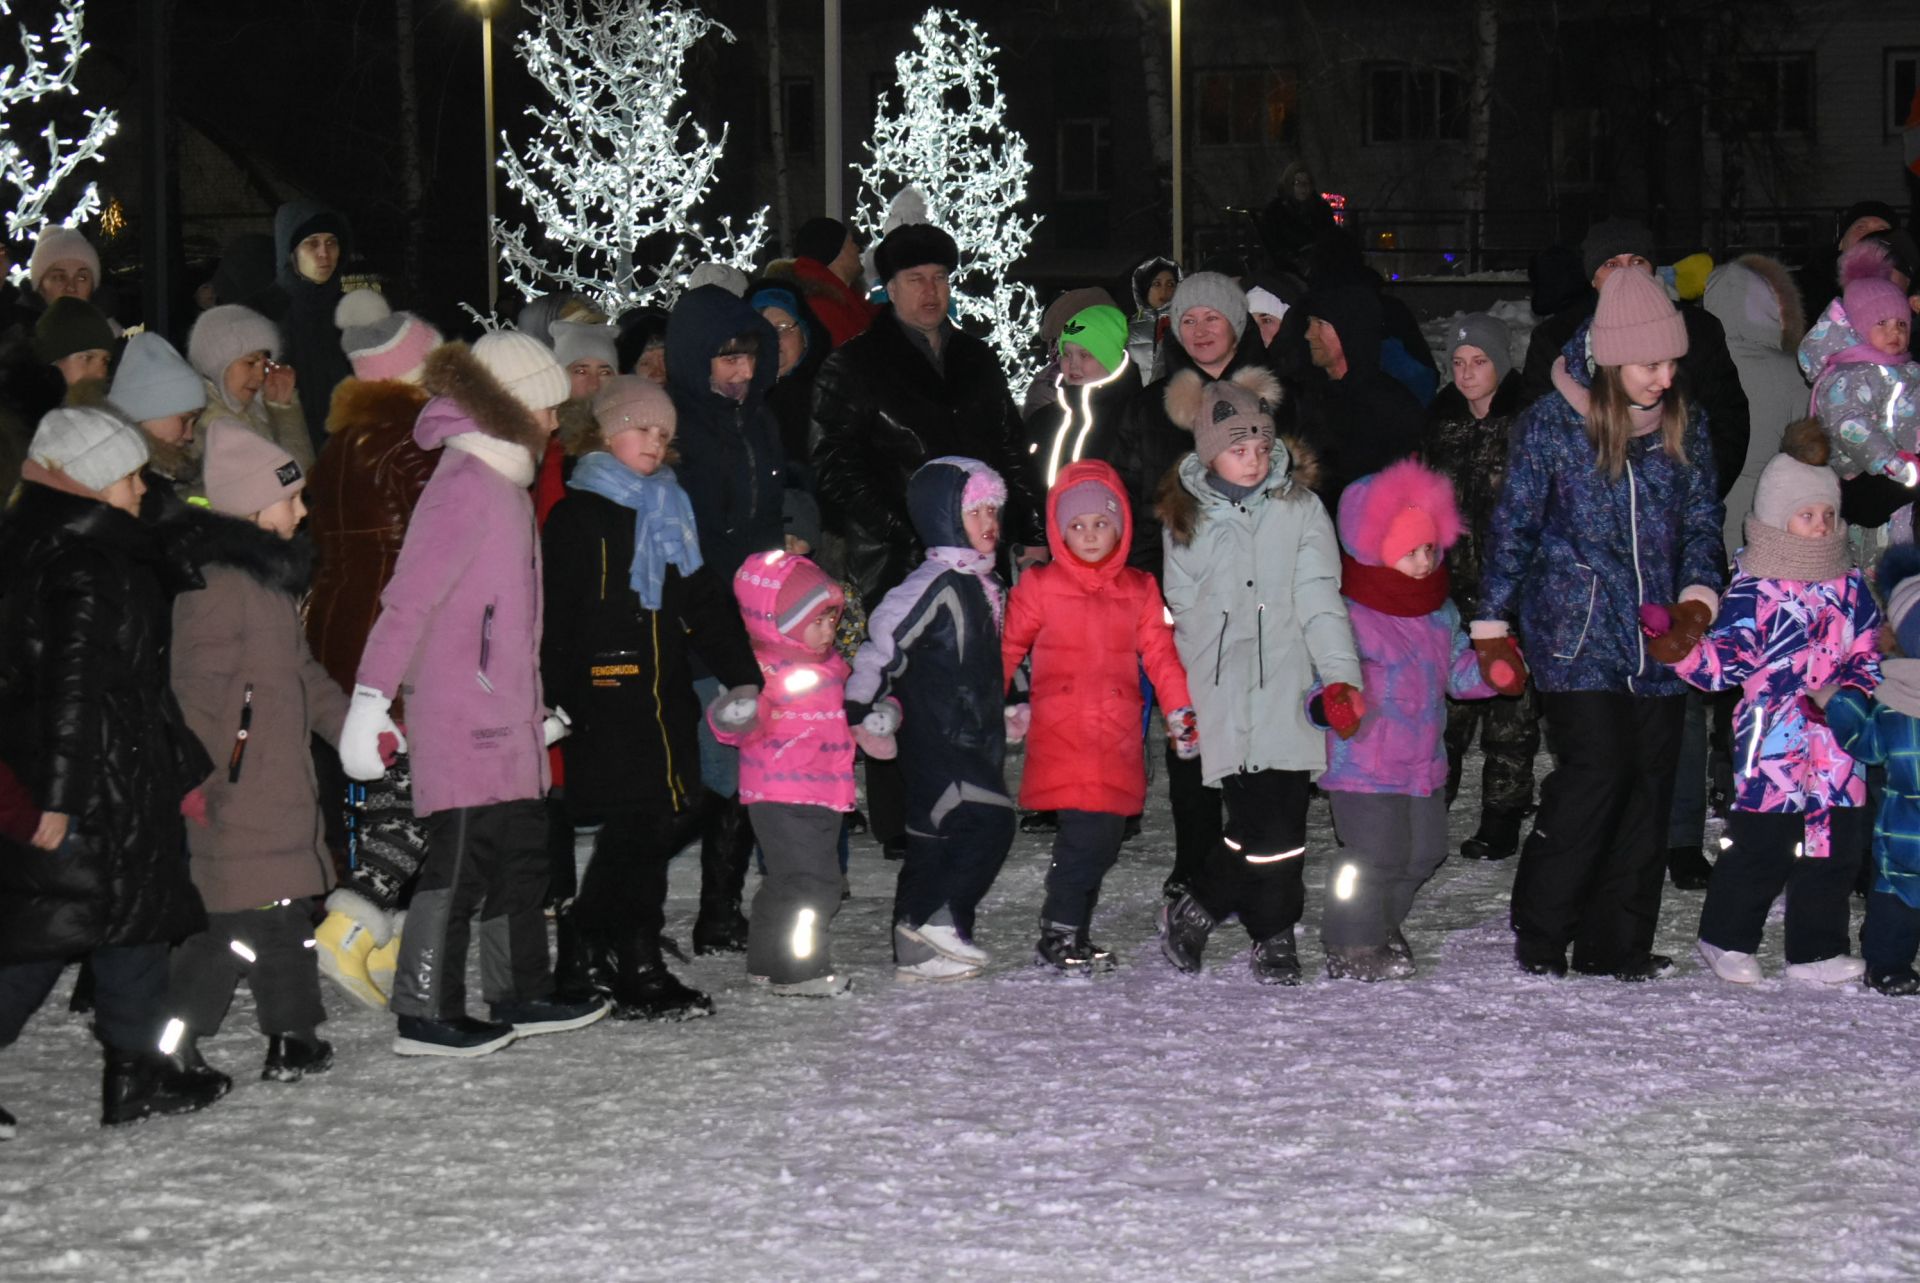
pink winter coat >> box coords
[354,345,552,816]
[1002,459,1191,814]
[710,551,857,812]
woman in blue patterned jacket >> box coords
[1473,267,1725,982]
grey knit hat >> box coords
[29,405,149,493]
[188,304,279,383]
[1170,271,1248,342]
[109,333,207,422]
[1448,313,1514,383]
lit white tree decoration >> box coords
[856,8,1042,383]
[0,0,117,281]
[495,0,767,315]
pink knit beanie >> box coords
[1842,275,1909,335]
[1054,477,1120,528]
[345,312,443,383]
[1589,268,1689,366]
[202,417,304,516]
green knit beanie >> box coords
[1059,304,1128,373]
[34,296,115,364]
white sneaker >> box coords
[771,972,854,998]
[894,956,983,983]
[1697,940,1762,984]
[1783,955,1867,986]
[901,922,989,967]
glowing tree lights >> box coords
[495,0,767,314]
[0,0,116,281]
[856,8,1042,383]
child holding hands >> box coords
[1001,460,1197,974]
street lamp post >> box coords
[1171,0,1182,265]
[476,0,499,312]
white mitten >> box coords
[339,684,404,781]
[861,698,902,737]
[708,684,762,734]
[1004,703,1031,744]
[542,705,572,747]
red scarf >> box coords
[1340,551,1450,617]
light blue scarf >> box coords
[567,451,703,610]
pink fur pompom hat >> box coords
[1336,458,1464,567]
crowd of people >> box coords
[4,184,1920,1141]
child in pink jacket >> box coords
[710,550,897,996]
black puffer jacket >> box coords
[1520,296,1750,500]
[1288,282,1424,514]
[1421,370,1527,620]
[540,487,760,823]
[665,285,788,583]
[1111,325,1277,582]
[0,483,211,963]
[809,308,1035,604]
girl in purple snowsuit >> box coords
[1668,430,1881,987]
[1315,460,1520,981]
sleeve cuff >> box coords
[1679,584,1719,620]
[1469,620,1510,640]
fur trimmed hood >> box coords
[414,342,547,454]
[325,376,430,438]
[1703,254,1807,355]
[1154,431,1321,546]
[183,507,313,595]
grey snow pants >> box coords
[746,801,845,985]
[1323,790,1449,949]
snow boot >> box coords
[1384,927,1416,978]
[1459,811,1522,861]
[1325,943,1396,982]
[692,794,753,955]
[1515,945,1567,978]
[1667,844,1713,891]
[101,1049,227,1126]
[552,908,612,1002]
[1587,953,1675,982]
[1250,932,1303,986]
[609,954,714,1021]
[490,993,613,1035]
[1696,939,1762,984]
[899,920,988,967]
[1783,954,1866,987]
[1019,810,1059,834]
[1077,927,1118,974]
[1034,920,1093,976]
[895,955,982,982]
[393,1014,518,1058]
[1159,893,1215,974]
[262,1034,334,1083]
[846,808,868,835]
[1867,967,1920,995]
[771,972,853,998]
[314,887,393,1011]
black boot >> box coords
[1159,893,1215,974]
[1019,810,1059,834]
[1250,932,1303,986]
[262,1034,335,1083]
[1460,811,1522,861]
[1076,926,1118,974]
[693,795,753,955]
[101,1049,227,1127]
[608,931,714,1021]
[552,907,611,1001]
[1667,844,1713,891]
[1033,920,1092,976]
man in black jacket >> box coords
[1520,219,1750,499]
[809,222,1034,607]
[1289,280,1424,515]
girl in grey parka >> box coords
[1155,366,1362,985]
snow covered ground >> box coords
[5,749,1919,1282]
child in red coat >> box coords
[1002,460,1198,973]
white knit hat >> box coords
[29,406,150,493]
[187,304,280,383]
[549,319,619,371]
[110,333,207,423]
[472,330,569,412]
[28,226,100,289]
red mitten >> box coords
[180,788,208,827]
[1472,636,1528,696]
[1322,683,1367,740]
